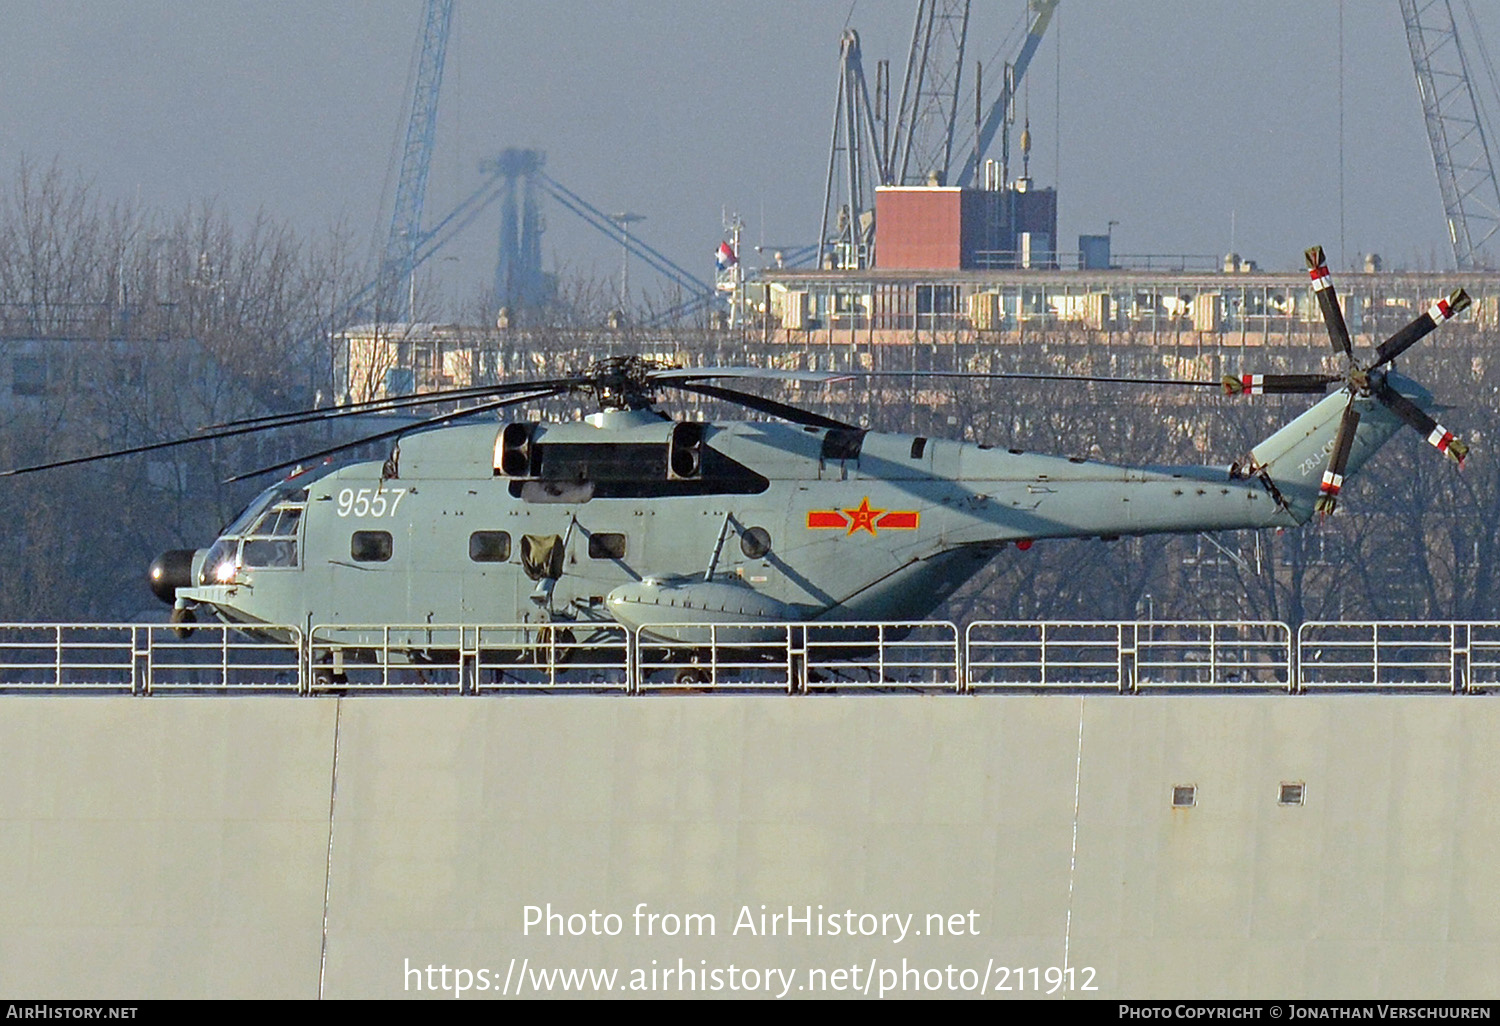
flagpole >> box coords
[732,215,744,332]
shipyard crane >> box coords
[342,158,718,328]
[818,30,884,271]
[375,0,455,322]
[891,0,971,186]
[818,0,1057,269]
[536,174,716,314]
[482,148,549,315]
[818,3,975,270]
[954,0,1057,188]
[1400,0,1500,269]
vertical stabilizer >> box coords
[1248,376,1430,522]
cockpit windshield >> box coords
[241,504,303,568]
[200,469,330,584]
[220,463,339,537]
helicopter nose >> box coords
[148,549,198,605]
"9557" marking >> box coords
[336,487,407,518]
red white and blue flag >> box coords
[715,241,737,271]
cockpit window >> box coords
[242,501,304,569]
[222,480,314,537]
[250,508,302,537]
[201,489,308,582]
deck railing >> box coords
[0,619,1494,695]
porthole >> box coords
[740,526,772,559]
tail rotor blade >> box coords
[1314,398,1361,516]
[1369,288,1471,370]
[1306,245,1355,362]
[1374,381,1470,465]
[1221,373,1338,396]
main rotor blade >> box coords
[1373,380,1469,465]
[0,411,337,478]
[204,376,579,432]
[0,378,578,478]
[1368,288,1471,370]
[653,366,853,385]
[1306,245,1354,363]
[664,380,856,430]
[1221,373,1340,396]
[854,371,1222,388]
[222,387,567,484]
[1314,397,1361,516]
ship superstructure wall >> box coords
[5,695,1497,999]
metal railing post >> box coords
[627,628,639,695]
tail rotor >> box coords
[1227,244,1471,514]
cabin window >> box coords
[469,531,512,563]
[351,530,393,563]
[588,533,627,559]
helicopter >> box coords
[5,248,1474,668]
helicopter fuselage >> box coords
[165,385,1406,638]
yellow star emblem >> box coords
[842,496,885,536]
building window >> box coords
[915,284,959,314]
[469,531,512,563]
[1172,785,1197,808]
[12,355,45,396]
[351,530,393,563]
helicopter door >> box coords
[818,428,866,480]
[460,528,518,622]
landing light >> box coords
[214,561,238,584]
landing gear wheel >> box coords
[312,657,349,690]
[531,626,577,668]
[673,665,711,686]
[170,606,197,639]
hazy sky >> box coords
[3,1,1498,305]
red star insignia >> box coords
[842,496,885,536]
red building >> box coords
[875,183,1058,270]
